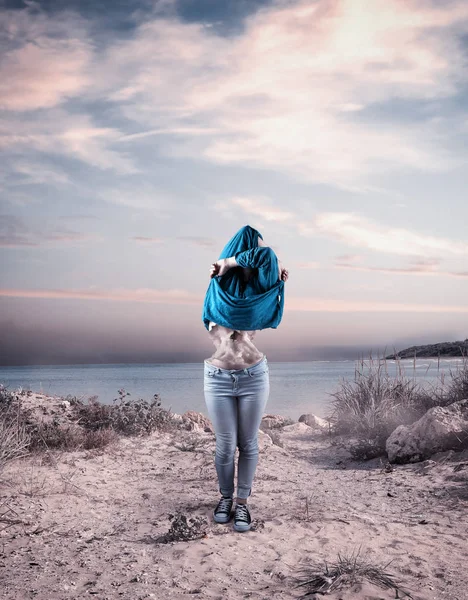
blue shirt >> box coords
[202,225,285,331]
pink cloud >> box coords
[0,8,92,111]
[300,213,468,257]
[102,0,468,186]
[0,112,137,173]
[2,287,468,313]
[0,288,201,305]
[132,236,165,244]
[3,1,468,185]
[231,197,295,222]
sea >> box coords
[0,359,464,421]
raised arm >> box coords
[210,241,289,281]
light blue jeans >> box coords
[203,355,270,499]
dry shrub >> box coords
[327,355,458,459]
[83,428,119,449]
[174,433,207,452]
[295,548,412,598]
[0,419,30,472]
[445,358,468,404]
[74,389,178,436]
[328,356,468,460]
[0,385,176,463]
[28,422,84,451]
[0,387,30,472]
[152,513,209,544]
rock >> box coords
[259,414,292,431]
[298,413,330,430]
[275,422,315,451]
[282,422,313,435]
[258,429,273,452]
[181,411,213,433]
[386,399,468,464]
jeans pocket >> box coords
[250,367,269,377]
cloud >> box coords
[0,215,37,247]
[335,254,362,262]
[0,287,201,305]
[0,112,137,173]
[334,256,442,275]
[3,0,468,186]
[295,261,320,269]
[99,0,468,186]
[300,212,468,257]
[99,185,173,211]
[6,160,70,186]
[132,236,165,244]
[0,215,96,247]
[286,297,468,313]
[0,6,92,111]
[2,287,468,313]
[176,236,217,248]
[231,197,294,222]
[58,214,99,220]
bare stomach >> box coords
[205,325,264,370]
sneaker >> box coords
[213,495,233,523]
[233,503,252,532]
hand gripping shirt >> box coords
[202,225,285,331]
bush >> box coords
[74,389,178,436]
[295,547,410,598]
[0,385,177,464]
[445,358,468,404]
[0,387,30,473]
[327,355,463,458]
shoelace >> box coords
[215,497,232,515]
[235,504,250,523]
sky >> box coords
[1,0,468,366]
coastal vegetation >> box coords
[0,385,177,473]
[329,355,468,459]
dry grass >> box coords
[0,388,30,473]
[328,354,468,459]
[0,385,179,471]
[74,389,178,436]
[445,358,468,403]
[174,433,210,452]
[150,513,209,544]
[0,418,30,472]
[295,548,412,598]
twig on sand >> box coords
[294,547,413,598]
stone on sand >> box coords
[298,413,330,430]
[386,399,468,464]
[259,414,291,431]
[181,410,213,433]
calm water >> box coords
[0,359,463,420]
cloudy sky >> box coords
[1,0,468,365]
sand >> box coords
[1,393,468,600]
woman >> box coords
[202,225,289,532]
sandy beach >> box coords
[1,393,467,600]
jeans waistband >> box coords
[204,354,267,375]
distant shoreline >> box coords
[386,339,468,360]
